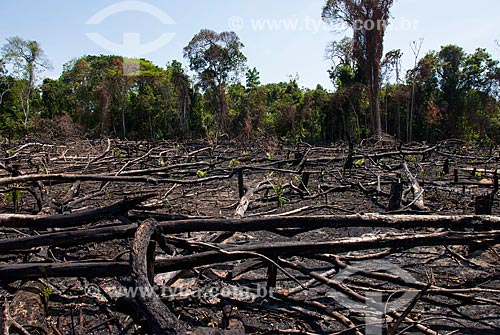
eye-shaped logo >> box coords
[86,1,176,57]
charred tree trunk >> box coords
[131,219,186,335]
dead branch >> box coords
[234,182,265,219]
[0,224,137,254]
[130,219,186,334]
[156,215,500,234]
[0,172,232,187]
[0,298,32,335]
[402,161,428,211]
[0,193,155,228]
[3,230,499,282]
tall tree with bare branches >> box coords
[322,0,395,139]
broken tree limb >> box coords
[0,172,232,187]
[234,182,265,219]
[0,193,155,228]
[402,162,428,211]
[0,262,129,283]
[119,161,212,176]
[319,255,499,306]
[3,230,500,282]
[156,215,500,234]
[131,219,186,335]
[154,230,500,274]
[0,224,137,254]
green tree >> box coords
[406,51,441,141]
[326,36,367,142]
[245,67,261,90]
[438,45,466,137]
[382,49,403,84]
[302,86,331,143]
[462,48,500,141]
[381,49,404,139]
[184,29,247,135]
[40,78,70,119]
[326,37,355,69]
[0,58,10,105]
[0,76,23,141]
[406,46,500,142]
[260,79,304,140]
[166,60,192,136]
[1,37,51,127]
[322,0,395,139]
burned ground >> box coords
[0,138,499,335]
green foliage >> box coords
[404,45,500,142]
[164,198,173,208]
[229,159,240,168]
[246,67,261,90]
[270,180,287,208]
[112,147,126,158]
[1,36,51,127]
[196,170,207,178]
[41,286,53,301]
[54,55,196,140]
[5,189,22,212]
[354,158,365,167]
[184,29,247,133]
[0,33,499,145]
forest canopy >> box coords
[0,31,499,144]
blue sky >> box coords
[1,0,499,89]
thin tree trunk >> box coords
[373,83,382,139]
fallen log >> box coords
[0,193,155,228]
[0,172,232,187]
[155,230,500,273]
[0,224,137,254]
[5,213,496,254]
[156,214,500,234]
[2,230,498,282]
[0,262,129,282]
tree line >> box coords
[0,1,499,144]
